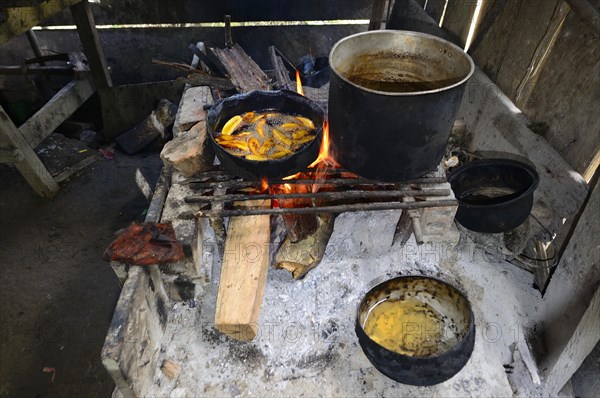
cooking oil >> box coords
[363,298,443,357]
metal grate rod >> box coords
[185,188,452,204]
[197,199,458,218]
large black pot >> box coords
[328,30,474,181]
[355,276,475,386]
[448,158,540,233]
[207,90,325,179]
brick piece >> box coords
[160,121,214,177]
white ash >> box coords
[143,211,544,397]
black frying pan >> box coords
[207,90,325,179]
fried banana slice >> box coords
[245,154,269,161]
[269,146,293,159]
[293,135,315,145]
[292,130,309,139]
[294,116,315,130]
[259,138,276,155]
[215,132,250,141]
[241,112,255,123]
[280,122,303,132]
[221,115,243,135]
[256,119,267,138]
[218,139,249,152]
[248,138,261,155]
[250,113,266,124]
[272,128,292,147]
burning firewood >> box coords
[274,213,334,279]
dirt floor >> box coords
[0,153,162,398]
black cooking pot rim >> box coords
[207,89,324,166]
[448,158,540,209]
[356,275,475,361]
[329,30,475,97]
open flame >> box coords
[259,176,269,193]
[295,70,304,96]
[308,120,337,169]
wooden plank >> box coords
[369,0,388,30]
[70,0,113,89]
[215,200,271,341]
[211,43,271,92]
[441,0,478,47]
[53,154,98,182]
[424,0,447,24]
[0,105,59,197]
[521,5,600,178]
[19,78,96,148]
[0,0,81,44]
[38,0,372,25]
[514,1,570,107]
[545,287,600,395]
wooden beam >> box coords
[70,0,113,89]
[19,78,96,148]
[545,286,600,395]
[0,65,74,75]
[369,0,388,30]
[53,155,98,182]
[0,106,58,197]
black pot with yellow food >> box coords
[355,276,475,386]
[207,90,325,179]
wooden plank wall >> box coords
[39,0,373,25]
[423,0,600,180]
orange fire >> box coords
[259,176,269,193]
[295,70,304,96]
[308,121,337,169]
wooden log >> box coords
[215,200,271,340]
[275,182,319,243]
[211,43,271,92]
[274,214,335,279]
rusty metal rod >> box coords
[189,177,448,190]
[197,199,457,217]
[184,188,451,204]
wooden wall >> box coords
[423,0,600,180]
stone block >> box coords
[160,121,214,177]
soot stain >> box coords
[296,345,340,371]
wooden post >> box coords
[70,0,112,89]
[224,15,234,49]
[369,0,388,30]
[0,105,59,197]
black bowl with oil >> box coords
[355,276,475,386]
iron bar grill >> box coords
[183,167,456,218]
